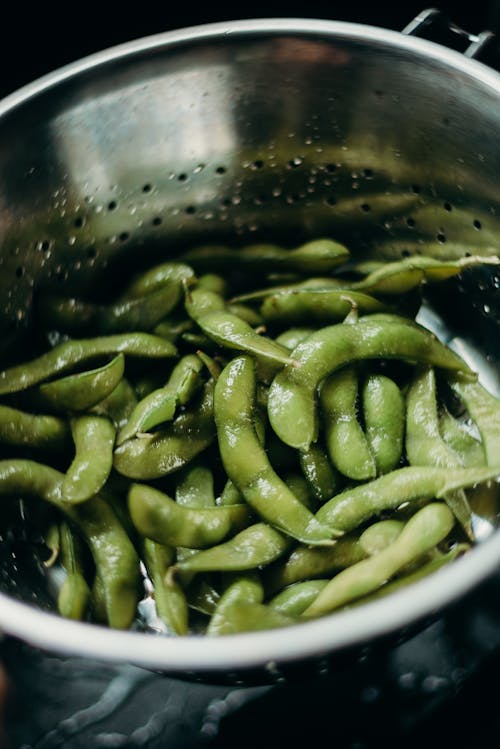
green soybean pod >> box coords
[128,483,253,549]
[38,353,125,412]
[406,366,474,540]
[63,416,116,504]
[121,261,195,298]
[196,310,294,368]
[439,406,485,467]
[182,238,350,274]
[171,522,292,576]
[0,332,177,395]
[113,380,216,480]
[275,327,316,350]
[91,377,138,429]
[267,314,474,451]
[263,532,368,595]
[268,579,329,617]
[214,355,337,545]
[116,354,205,446]
[141,539,188,635]
[260,289,390,326]
[320,366,377,481]
[299,444,340,504]
[362,372,405,475]
[348,254,500,295]
[57,521,91,621]
[175,461,215,508]
[303,502,455,617]
[447,376,500,467]
[0,404,70,454]
[315,464,500,534]
[207,600,295,635]
[206,574,264,636]
[0,459,140,630]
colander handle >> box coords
[402,7,499,68]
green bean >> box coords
[406,366,474,540]
[195,273,228,296]
[38,353,125,412]
[264,533,366,595]
[171,522,292,576]
[356,544,469,606]
[141,539,188,635]
[91,377,138,429]
[121,261,195,298]
[344,255,499,296]
[196,310,295,368]
[0,459,140,629]
[268,579,329,617]
[175,462,215,508]
[182,238,350,274]
[128,483,253,549]
[185,288,226,321]
[267,314,474,451]
[206,574,264,635]
[63,416,115,504]
[439,406,485,467]
[218,479,244,506]
[214,355,337,545]
[358,519,404,556]
[38,282,183,335]
[447,376,500,467]
[316,464,500,533]
[320,366,377,481]
[116,354,204,445]
[362,372,405,475]
[113,379,216,479]
[185,577,221,615]
[299,444,340,504]
[208,600,295,635]
[0,333,177,395]
[57,521,91,621]
[260,289,390,326]
[0,404,70,454]
[303,502,455,617]
[275,327,315,350]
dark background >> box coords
[1,1,500,99]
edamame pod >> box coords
[362,372,405,475]
[316,464,500,533]
[260,289,389,326]
[57,521,91,621]
[113,380,216,479]
[128,483,253,549]
[141,539,188,635]
[268,315,474,451]
[214,355,337,545]
[63,416,116,504]
[320,366,377,481]
[303,503,455,616]
[0,404,70,454]
[406,366,474,540]
[38,353,125,412]
[0,333,177,395]
[171,522,292,575]
[182,238,350,274]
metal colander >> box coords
[1,10,500,685]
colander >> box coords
[1,8,500,686]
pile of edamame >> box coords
[1,237,500,635]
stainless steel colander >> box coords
[1,11,500,685]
